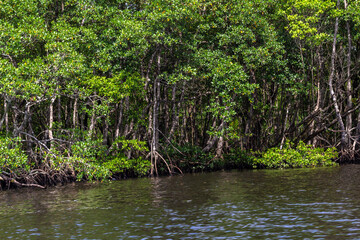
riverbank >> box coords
[0,137,338,190]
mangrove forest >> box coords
[0,0,360,189]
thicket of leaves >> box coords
[1,0,359,185]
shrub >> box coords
[105,138,150,177]
[68,137,150,180]
[253,141,338,169]
[0,137,29,175]
[71,138,107,162]
[68,156,111,181]
[103,156,150,177]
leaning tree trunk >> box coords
[203,117,222,153]
[329,0,347,150]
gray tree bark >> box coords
[328,0,346,149]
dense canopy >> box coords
[0,0,359,186]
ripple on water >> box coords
[1,165,360,239]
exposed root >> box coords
[0,166,77,190]
[156,151,172,176]
[0,174,45,189]
[337,148,360,164]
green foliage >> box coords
[160,141,338,173]
[164,144,214,172]
[160,144,257,172]
[105,138,150,177]
[223,148,256,169]
[282,0,335,44]
[68,137,149,180]
[71,138,107,161]
[0,137,29,175]
[0,0,353,187]
[103,157,150,177]
[48,138,109,181]
[39,135,150,181]
[68,156,111,181]
[253,141,338,169]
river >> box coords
[1,165,360,239]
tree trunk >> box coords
[88,104,96,138]
[0,97,10,133]
[181,107,187,144]
[150,53,161,176]
[103,117,109,146]
[280,103,290,149]
[168,81,185,142]
[310,48,323,146]
[57,94,61,123]
[344,0,353,145]
[328,0,346,149]
[13,102,32,137]
[215,120,226,158]
[5,99,8,134]
[49,96,56,149]
[203,117,221,153]
[215,136,224,159]
[115,99,124,140]
[73,97,78,128]
[164,83,169,135]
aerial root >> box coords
[0,168,77,190]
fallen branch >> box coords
[0,174,45,189]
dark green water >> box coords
[1,165,360,239]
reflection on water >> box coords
[1,165,360,239]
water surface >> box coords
[1,165,360,239]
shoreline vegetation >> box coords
[0,0,359,189]
[0,136,338,190]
